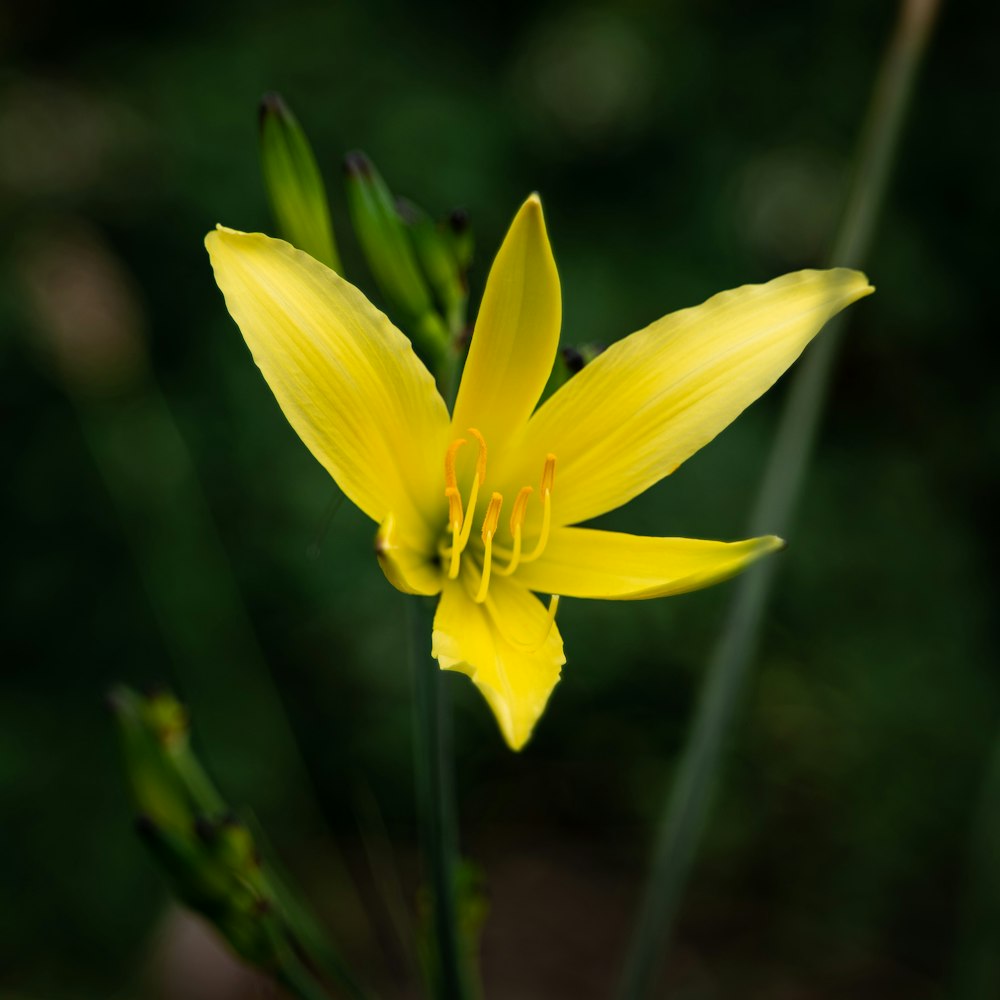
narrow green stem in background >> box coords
[76,382,375,979]
[279,950,344,1000]
[617,3,940,997]
[409,598,470,1000]
[81,386,323,824]
[955,729,1000,998]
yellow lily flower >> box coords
[206,195,872,750]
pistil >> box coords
[441,434,557,600]
[521,454,556,563]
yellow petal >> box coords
[375,514,442,596]
[451,195,561,452]
[206,227,450,540]
[432,574,565,751]
[502,269,873,526]
[515,527,784,599]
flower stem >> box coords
[954,729,1000,997]
[409,597,471,1000]
[279,950,345,1000]
[617,3,939,996]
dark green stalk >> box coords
[955,728,1000,997]
[408,597,471,1000]
[78,385,335,834]
[617,2,940,996]
[279,950,347,1000]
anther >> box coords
[445,487,464,529]
[509,485,534,535]
[481,492,502,541]
[541,453,556,493]
[496,486,533,577]
[475,492,503,603]
[444,438,466,493]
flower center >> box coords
[440,427,556,604]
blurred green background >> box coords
[1,0,995,997]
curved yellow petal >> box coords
[515,527,784,600]
[431,574,565,751]
[502,269,873,526]
[375,514,442,596]
[451,195,561,451]
[206,227,450,540]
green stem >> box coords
[955,728,1000,997]
[77,382,374,986]
[617,3,939,996]
[278,947,344,1000]
[80,385,322,826]
[408,597,470,1000]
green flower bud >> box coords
[342,151,454,383]
[258,93,341,273]
[343,151,434,316]
[396,197,468,338]
[112,686,364,995]
[445,207,474,273]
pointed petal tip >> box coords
[211,223,248,238]
[518,192,545,223]
[505,729,530,752]
[204,224,247,254]
[829,266,875,301]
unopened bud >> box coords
[343,151,432,318]
[397,197,468,337]
[343,150,449,371]
[542,343,605,401]
[258,93,341,272]
[446,207,474,272]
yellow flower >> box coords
[206,195,872,750]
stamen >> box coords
[445,487,464,578]
[444,438,466,493]
[474,492,503,603]
[468,427,488,483]
[445,487,464,530]
[457,428,488,552]
[522,453,556,563]
[485,594,561,653]
[496,486,533,577]
[541,452,556,493]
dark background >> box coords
[1,1,996,997]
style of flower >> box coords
[206,195,871,750]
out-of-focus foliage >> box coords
[0,1,995,998]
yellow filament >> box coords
[456,478,480,551]
[522,454,556,563]
[475,492,503,603]
[468,427,487,482]
[486,594,561,653]
[444,488,464,578]
[456,428,488,552]
[496,486,533,577]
